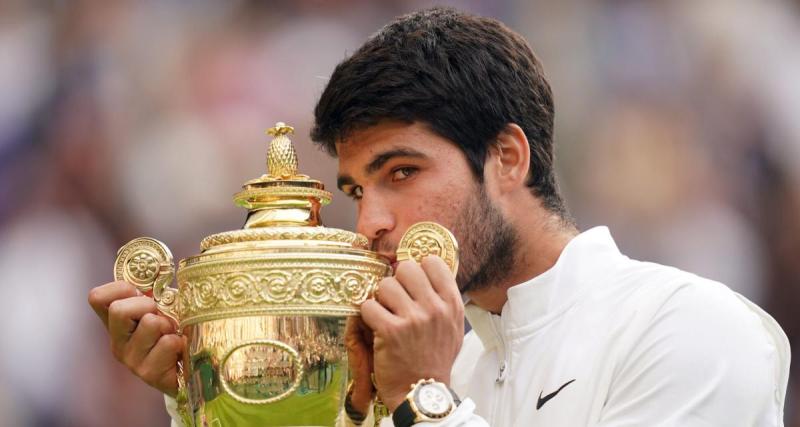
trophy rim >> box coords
[200,226,369,252]
[172,243,390,327]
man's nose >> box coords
[355,191,395,243]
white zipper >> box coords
[496,360,508,383]
[490,315,510,425]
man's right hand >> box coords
[88,281,184,397]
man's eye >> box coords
[391,167,417,181]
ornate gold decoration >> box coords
[114,237,179,322]
[110,121,457,426]
[115,237,173,290]
[201,227,368,251]
[266,122,299,179]
[176,260,386,325]
[397,221,459,275]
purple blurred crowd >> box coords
[0,0,798,425]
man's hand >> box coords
[361,256,464,412]
[88,281,183,397]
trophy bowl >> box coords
[112,123,458,427]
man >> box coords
[89,7,790,426]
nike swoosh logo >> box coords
[536,379,575,410]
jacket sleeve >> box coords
[595,281,790,427]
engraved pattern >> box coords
[408,234,444,259]
[195,277,219,308]
[266,122,299,179]
[267,135,299,179]
[201,227,368,251]
[300,270,335,303]
[114,237,174,290]
[397,222,459,276]
[221,273,252,306]
[340,271,372,302]
[158,288,177,306]
[179,285,193,317]
[257,271,295,303]
[176,262,387,326]
[114,237,179,323]
[127,252,159,282]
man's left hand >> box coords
[361,255,465,412]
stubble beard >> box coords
[453,185,518,295]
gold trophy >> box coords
[112,122,458,426]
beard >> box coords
[452,185,518,294]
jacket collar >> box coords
[464,226,624,350]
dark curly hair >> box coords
[312,7,566,216]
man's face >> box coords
[336,121,516,294]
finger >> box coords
[360,299,399,336]
[359,317,374,346]
[125,313,176,368]
[345,317,367,354]
[346,317,374,346]
[139,334,184,396]
[107,296,159,352]
[421,256,462,306]
[345,317,376,395]
[88,281,139,328]
[345,316,360,339]
[394,260,439,304]
[375,277,415,316]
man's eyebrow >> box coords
[365,148,427,174]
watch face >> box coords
[413,382,453,418]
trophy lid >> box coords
[200,122,368,252]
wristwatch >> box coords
[344,380,368,425]
[392,379,461,427]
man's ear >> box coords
[488,123,531,194]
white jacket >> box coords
[169,227,790,426]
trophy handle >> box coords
[114,237,180,324]
[396,221,459,276]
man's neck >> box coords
[466,213,578,314]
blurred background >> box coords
[0,0,798,425]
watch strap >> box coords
[392,383,461,427]
[344,381,367,425]
[449,387,462,407]
[392,400,417,427]
[344,394,367,425]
